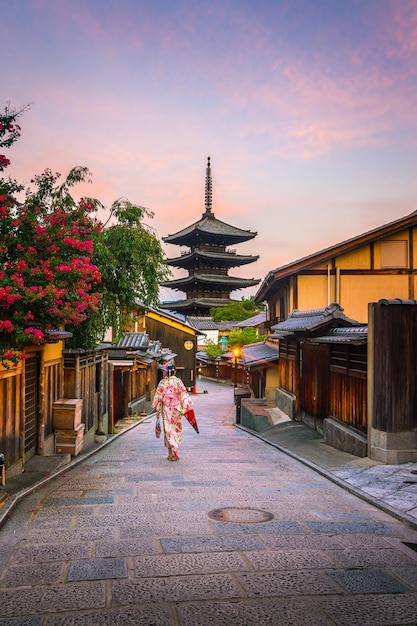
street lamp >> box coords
[233,347,240,390]
[219,335,229,353]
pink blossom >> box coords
[0,319,13,332]
[23,327,45,345]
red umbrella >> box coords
[184,409,199,433]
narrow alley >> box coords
[1,380,417,625]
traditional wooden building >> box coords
[255,210,417,325]
[309,325,368,456]
[0,332,77,479]
[268,303,360,418]
[237,339,279,399]
[233,311,268,336]
[243,300,417,462]
[160,157,260,316]
[124,302,201,391]
[106,332,162,430]
[62,346,109,447]
[236,304,368,456]
[186,316,221,350]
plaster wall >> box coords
[43,341,63,361]
[336,246,371,269]
[340,275,409,323]
[296,275,329,311]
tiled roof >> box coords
[186,316,219,330]
[134,301,202,332]
[216,320,239,331]
[187,313,266,336]
[311,326,368,344]
[115,332,149,349]
[240,342,279,367]
[161,274,260,289]
[378,298,417,306]
[270,303,359,337]
[111,333,169,360]
[45,329,73,341]
[196,350,224,363]
[163,215,256,245]
[234,312,267,328]
[159,298,241,312]
[223,341,279,367]
[168,249,259,268]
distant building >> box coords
[233,311,267,336]
[160,157,260,316]
[186,316,220,349]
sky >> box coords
[3,0,417,302]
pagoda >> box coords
[159,157,260,316]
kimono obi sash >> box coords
[162,388,181,411]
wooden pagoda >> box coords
[160,157,260,316]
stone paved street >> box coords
[1,380,417,625]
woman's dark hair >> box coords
[165,363,176,377]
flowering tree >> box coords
[0,105,169,366]
[0,107,102,367]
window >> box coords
[380,240,408,268]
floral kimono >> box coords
[152,375,193,460]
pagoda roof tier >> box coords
[159,297,240,314]
[167,248,259,269]
[163,214,256,247]
[160,274,260,290]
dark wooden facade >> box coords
[111,360,156,426]
[367,300,417,461]
[63,349,109,436]
[276,338,299,407]
[300,341,367,433]
[328,343,367,432]
[197,359,247,386]
[41,354,63,450]
[141,311,198,390]
[371,301,417,433]
[0,366,23,473]
[301,343,330,422]
[0,343,64,478]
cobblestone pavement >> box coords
[1,380,417,625]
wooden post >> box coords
[0,454,5,486]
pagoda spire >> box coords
[204,156,213,217]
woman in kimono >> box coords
[152,363,193,461]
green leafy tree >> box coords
[242,296,265,312]
[210,296,264,322]
[203,327,264,361]
[203,339,223,358]
[89,197,170,343]
[227,327,265,348]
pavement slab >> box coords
[318,594,417,625]
[177,598,333,626]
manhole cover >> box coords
[207,507,274,523]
